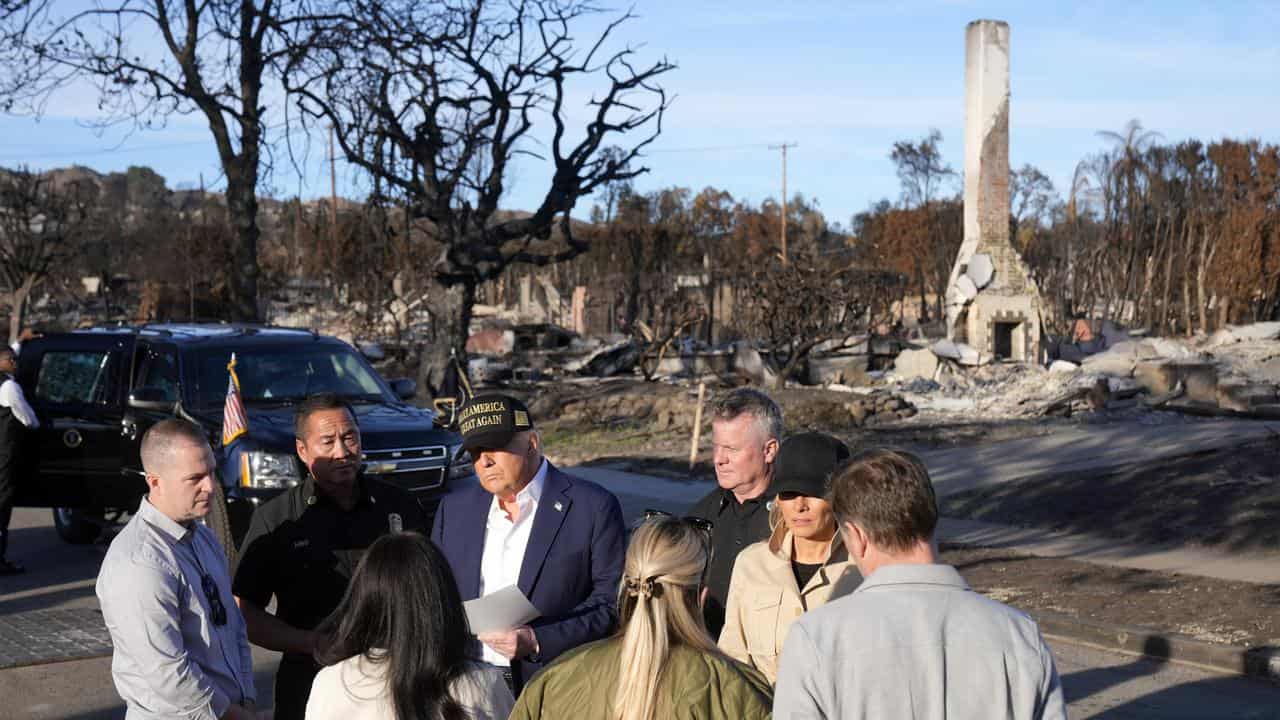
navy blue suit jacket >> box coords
[431,462,625,689]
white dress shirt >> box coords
[477,458,548,667]
[0,375,39,428]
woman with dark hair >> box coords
[305,532,514,720]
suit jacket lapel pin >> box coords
[554,501,564,512]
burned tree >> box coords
[0,167,89,342]
[735,248,900,389]
[282,0,672,394]
[0,0,329,321]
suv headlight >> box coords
[447,443,474,481]
[240,451,302,489]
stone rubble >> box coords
[876,321,1280,423]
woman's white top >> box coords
[305,654,515,720]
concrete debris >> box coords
[1217,384,1279,413]
[931,339,963,361]
[906,396,978,413]
[928,339,987,366]
[1204,321,1280,348]
[1048,360,1079,374]
[955,343,986,366]
[1135,338,1197,361]
[894,348,940,381]
[731,341,779,387]
[1081,342,1137,377]
[966,253,994,289]
[566,339,641,377]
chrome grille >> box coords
[361,445,448,493]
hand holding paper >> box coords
[464,585,540,634]
[477,625,538,660]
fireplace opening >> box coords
[994,321,1020,360]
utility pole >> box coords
[191,173,203,320]
[329,124,339,262]
[769,142,797,264]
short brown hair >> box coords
[827,448,938,552]
[140,418,211,476]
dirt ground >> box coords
[523,376,1062,469]
[942,546,1280,649]
[940,439,1280,553]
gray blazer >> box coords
[773,563,1066,720]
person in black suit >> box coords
[432,394,625,695]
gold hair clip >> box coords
[625,576,664,599]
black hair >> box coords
[294,392,356,440]
[314,532,472,720]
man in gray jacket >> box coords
[773,449,1065,720]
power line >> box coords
[646,143,771,154]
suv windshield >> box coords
[189,345,390,408]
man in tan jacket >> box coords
[719,432,861,683]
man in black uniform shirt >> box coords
[233,393,426,720]
[685,388,783,639]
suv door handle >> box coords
[122,420,138,441]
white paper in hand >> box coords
[464,585,541,634]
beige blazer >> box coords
[718,529,861,684]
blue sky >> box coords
[3,0,1278,227]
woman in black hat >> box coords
[717,432,862,684]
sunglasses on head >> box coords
[641,509,714,537]
[200,573,228,627]
[639,509,716,583]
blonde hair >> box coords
[614,517,725,720]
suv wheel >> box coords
[53,507,103,544]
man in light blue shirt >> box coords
[774,449,1065,720]
[97,419,256,720]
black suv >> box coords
[13,324,472,555]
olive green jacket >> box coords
[510,637,773,720]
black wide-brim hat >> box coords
[457,393,534,451]
[773,432,851,498]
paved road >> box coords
[918,417,1280,498]
[3,464,1280,718]
[5,606,1277,719]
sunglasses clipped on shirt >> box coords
[191,548,228,627]
[200,572,228,626]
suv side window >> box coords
[133,345,180,402]
[34,350,118,405]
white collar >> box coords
[520,458,549,505]
[489,457,549,515]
